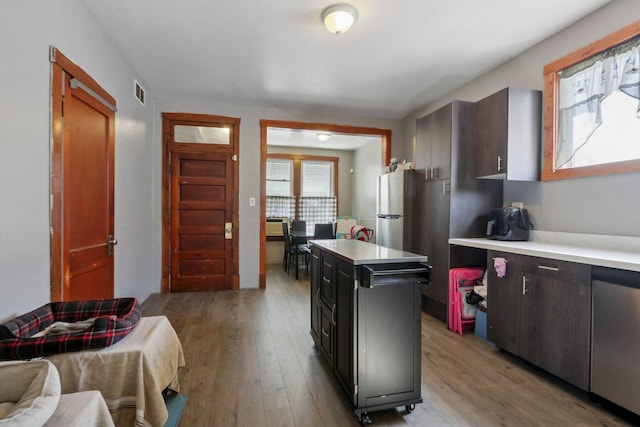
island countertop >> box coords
[309,239,428,265]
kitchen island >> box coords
[308,239,429,425]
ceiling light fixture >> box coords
[321,4,358,35]
[317,132,331,142]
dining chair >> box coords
[313,223,335,239]
[282,222,310,278]
[290,220,308,246]
[290,220,306,232]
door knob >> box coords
[108,234,118,256]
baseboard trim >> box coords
[421,295,447,323]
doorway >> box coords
[162,113,240,292]
[50,48,117,301]
[258,119,392,288]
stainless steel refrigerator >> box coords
[376,170,415,251]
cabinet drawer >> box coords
[320,304,334,361]
[521,256,590,283]
[321,253,336,304]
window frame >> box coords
[267,153,339,217]
[265,157,294,197]
[542,20,640,181]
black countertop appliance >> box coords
[486,206,532,241]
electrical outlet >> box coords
[249,197,256,207]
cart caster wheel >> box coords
[358,412,372,426]
[405,404,415,413]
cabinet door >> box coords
[320,252,335,306]
[421,180,451,305]
[486,251,522,354]
[475,88,508,177]
[519,271,591,390]
[415,113,434,178]
[310,248,321,343]
[430,103,452,181]
[319,303,334,362]
[335,260,355,401]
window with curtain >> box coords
[557,37,640,170]
[266,154,338,226]
[300,161,336,227]
[266,158,295,218]
[543,22,640,180]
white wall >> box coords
[402,0,640,237]
[0,1,159,320]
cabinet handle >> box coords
[332,304,336,326]
[442,181,450,195]
[321,328,329,338]
[538,265,559,272]
[522,275,527,296]
[497,155,502,172]
[316,288,320,307]
[323,277,330,284]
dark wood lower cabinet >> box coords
[487,251,522,354]
[487,250,591,390]
[335,260,354,398]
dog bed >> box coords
[0,298,140,360]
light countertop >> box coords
[310,239,428,265]
[449,231,640,272]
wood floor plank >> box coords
[140,264,635,427]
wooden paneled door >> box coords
[50,48,116,301]
[162,113,240,292]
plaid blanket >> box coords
[0,298,140,360]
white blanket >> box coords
[46,316,185,427]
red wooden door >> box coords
[163,113,240,292]
[51,49,116,301]
[170,152,233,291]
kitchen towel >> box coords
[494,257,507,278]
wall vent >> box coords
[134,80,145,105]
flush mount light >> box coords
[317,132,331,142]
[322,4,358,35]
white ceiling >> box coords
[267,128,379,151]
[81,0,611,120]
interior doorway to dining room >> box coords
[258,120,391,288]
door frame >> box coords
[259,119,392,288]
[50,47,117,301]
[161,112,241,292]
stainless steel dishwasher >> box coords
[591,267,640,416]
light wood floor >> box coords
[141,265,635,427]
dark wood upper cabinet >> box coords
[474,87,542,181]
[416,105,452,181]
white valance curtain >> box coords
[557,38,640,170]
